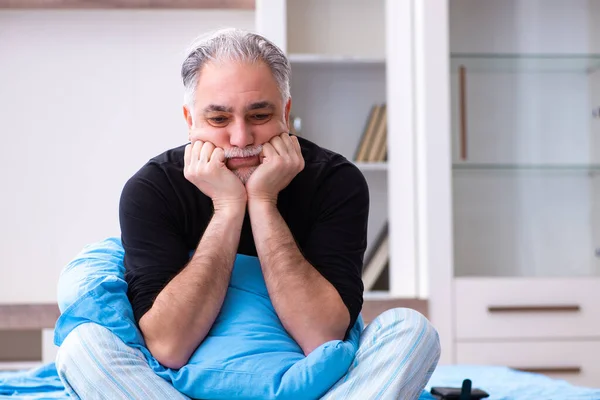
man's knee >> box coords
[56,323,91,368]
[55,323,115,383]
[372,308,441,358]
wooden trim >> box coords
[0,361,44,371]
[0,0,255,9]
[459,65,467,160]
[362,298,428,324]
[513,366,582,375]
[488,305,581,313]
[0,300,428,330]
[0,304,60,330]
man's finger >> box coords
[199,142,215,163]
[261,142,277,160]
[280,132,296,154]
[269,135,288,156]
[184,143,192,166]
[210,147,225,164]
[191,140,204,161]
[290,135,302,157]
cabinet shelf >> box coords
[450,53,600,73]
[453,163,600,172]
[354,162,388,171]
[288,53,385,66]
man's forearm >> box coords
[248,201,350,356]
[139,206,245,369]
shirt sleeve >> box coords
[299,162,369,334]
[119,163,192,324]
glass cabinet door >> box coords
[449,0,600,277]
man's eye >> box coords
[208,116,228,125]
[251,114,271,121]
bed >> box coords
[1,362,600,399]
[422,365,600,399]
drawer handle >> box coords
[488,305,581,313]
[512,366,582,375]
[459,65,468,160]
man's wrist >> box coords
[213,201,246,219]
[247,197,278,214]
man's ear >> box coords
[284,97,292,130]
[183,105,194,129]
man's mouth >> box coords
[226,155,260,169]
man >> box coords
[56,28,440,399]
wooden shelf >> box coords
[0,0,254,9]
[362,297,428,323]
[0,300,428,329]
[0,304,60,330]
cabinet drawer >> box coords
[455,278,600,339]
[456,340,600,388]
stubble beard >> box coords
[225,145,262,185]
[232,166,258,184]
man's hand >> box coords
[246,133,305,204]
[184,140,247,210]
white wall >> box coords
[0,10,255,303]
[286,0,385,57]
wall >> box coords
[0,10,255,303]
[286,0,385,57]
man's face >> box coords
[184,60,291,183]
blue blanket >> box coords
[3,363,600,399]
[0,363,64,399]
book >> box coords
[371,263,389,291]
[354,104,383,162]
[366,104,387,162]
[375,104,388,161]
[362,222,389,291]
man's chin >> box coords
[232,166,258,184]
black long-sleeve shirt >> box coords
[119,136,369,333]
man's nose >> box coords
[229,119,253,148]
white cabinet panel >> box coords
[457,340,600,388]
[455,278,600,339]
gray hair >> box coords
[181,28,291,111]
